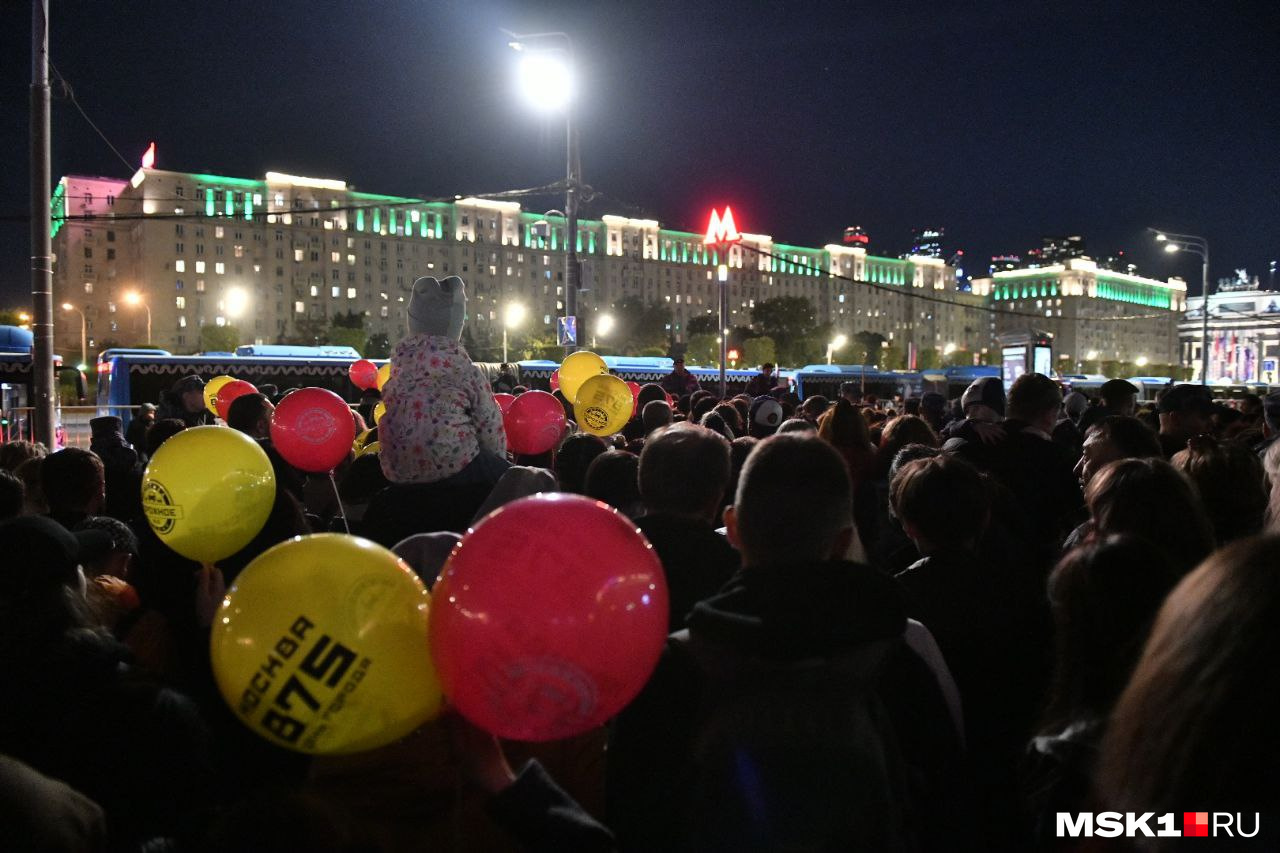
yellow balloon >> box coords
[356,440,381,458]
[573,373,634,436]
[204,375,235,415]
[211,534,443,755]
[141,426,276,563]
[373,401,386,425]
[558,351,608,403]
[376,363,392,390]
[354,428,373,450]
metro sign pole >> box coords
[704,207,741,399]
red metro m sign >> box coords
[703,207,742,249]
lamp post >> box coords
[507,30,580,356]
[502,302,526,364]
[123,291,151,344]
[827,333,848,365]
[1151,229,1209,384]
[61,302,85,368]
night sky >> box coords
[1,0,1276,306]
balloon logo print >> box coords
[141,479,181,535]
[296,407,338,445]
[583,406,609,432]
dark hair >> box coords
[0,440,47,473]
[726,436,758,510]
[226,392,273,436]
[890,456,988,549]
[554,433,608,494]
[584,451,642,519]
[0,470,22,520]
[145,418,187,457]
[699,411,735,441]
[636,383,666,410]
[1085,415,1160,459]
[41,448,104,514]
[888,443,941,484]
[816,399,874,479]
[734,434,851,565]
[800,395,829,419]
[641,399,673,433]
[1041,535,1180,733]
[639,423,730,518]
[1099,535,1280,815]
[1007,373,1063,422]
[691,395,718,423]
[713,403,744,437]
[1171,435,1267,544]
[1084,458,1214,574]
[880,414,938,453]
[75,515,139,557]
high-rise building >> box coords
[49,165,985,361]
[841,225,870,249]
[907,227,944,259]
[1033,235,1087,265]
[989,254,1022,275]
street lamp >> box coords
[1136,356,1149,369]
[827,333,848,365]
[223,286,249,320]
[507,29,581,356]
[502,302,526,364]
[61,302,86,369]
[1150,228,1209,384]
[123,291,151,344]
[16,312,31,329]
[593,312,614,350]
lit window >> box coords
[215,263,225,275]
[179,316,187,328]
[331,286,340,298]
[175,260,185,272]
[175,296,186,308]
[310,285,319,297]
[294,249,304,262]
[215,226,224,238]
[347,288,357,299]
[195,261,206,274]
[294,301,304,313]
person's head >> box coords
[641,399,673,434]
[227,392,275,439]
[75,515,139,580]
[1007,373,1063,433]
[636,383,666,410]
[639,423,730,522]
[759,362,775,376]
[890,455,989,553]
[0,470,23,520]
[1099,535,1280,815]
[699,411,735,442]
[888,443,941,484]
[0,515,109,643]
[1099,378,1139,415]
[0,440,47,473]
[838,382,861,405]
[1085,457,1215,575]
[960,377,1005,423]
[817,398,873,457]
[136,402,157,422]
[1062,390,1089,423]
[1042,534,1181,731]
[879,414,938,456]
[713,403,744,437]
[14,457,46,516]
[1263,391,1280,436]
[903,398,921,417]
[1239,393,1262,420]
[553,433,609,494]
[1075,416,1162,486]
[777,417,817,435]
[499,362,512,373]
[1171,434,1267,544]
[171,374,206,414]
[146,418,187,457]
[1157,384,1213,440]
[748,396,784,439]
[691,395,718,423]
[672,357,687,373]
[799,395,829,422]
[41,448,105,517]
[338,454,390,505]
[584,450,642,520]
[918,391,946,430]
[726,434,853,566]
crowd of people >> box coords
[2,358,1279,851]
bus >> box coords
[920,366,1002,401]
[790,365,923,402]
[515,356,766,396]
[96,345,382,427]
[0,325,86,445]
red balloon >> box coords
[430,493,669,741]
[503,390,565,455]
[348,359,378,391]
[270,387,357,472]
[626,381,641,417]
[549,369,560,392]
[215,379,258,422]
[493,393,516,415]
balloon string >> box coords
[329,471,350,534]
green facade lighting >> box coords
[205,188,215,217]
[356,209,364,232]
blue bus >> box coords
[0,325,87,445]
[96,345,380,426]
[515,357,766,396]
[790,365,924,402]
[920,366,1002,401]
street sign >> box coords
[557,316,577,346]
[703,207,742,248]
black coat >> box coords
[635,514,740,632]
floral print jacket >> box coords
[379,335,506,483]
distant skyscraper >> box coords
[842,225,869,249]
[1039,235,1087,264]
[908,227,944,258]
[989,254,1021,275]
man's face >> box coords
[762,365,773,376]
[1075,430,1122,486]
[1114,393,1137,417]
[182,388,205,413]
[674,361,686,373]
[255,401,277,438]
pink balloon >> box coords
[215,380,258,422]
[503,390,565,455]
[270,387,357,472]
[430,493,669,741]
[348,359,378,391]
[626,381,641,417]
[493,393,516,414]
[549,369,560,392]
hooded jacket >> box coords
[607,559,967,852]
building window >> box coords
[175,260,185,273]
[294,301,304,314]
[84,281,93,293]
[176,296,186,309]
[195,261,206,274]
[215,262,225,275]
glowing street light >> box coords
[224,286,249,319]
[827,333,848,365]
[123,291,151,344]
[502,302,526,364]
[514,53,574,112]
[1150,227,1209,384]
[593,313,614,349]
[1136,356,1149,368]
[61,302,86,368]
[944,342,957,356]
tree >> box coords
[742,336,776,367]
[287,316,328,346]
[852,331,886,367]
[684,333,719,366]
[685,314,718,336]
[917,347,941,370]
[365,333,391,358]
[751,297,816,365]
[614,297,672,354]
[942,348,972,367]
[327,310,366,352]
[200,324,240,353]
[882,344,906,371]
[0,309,28,327]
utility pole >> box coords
[30,0,56,447]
